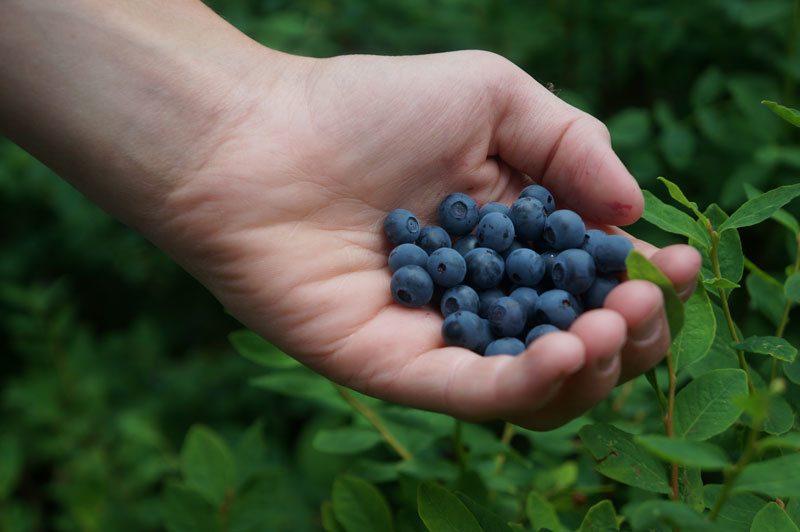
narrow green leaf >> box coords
[577,499,619,532]
[673,283,715,372]
[642,189,712,248]
[734,454,800,497]
[658,176,708,223]
[635,435,731,470]
[733,336,797,363]
[704,277,741,290]
[228,330,299,368]
[333,475,393,532]
[673,369,748,441]
[322,502,347,532]
[751,502,799,532]
[162,482,221,532]
[525,492,568,532]
[744,183,800,235]
[719,184,800,233]
[703,484,766,532]
[454,493,514,532]
[759,431,800,452]
[787,498,800,526]
[417,481,481,532]
[578,423,671,494]
[313,428,383,455]
[625,250,685,339]
[705,204,744,291]
[249,371,348,411]
[762,100,800,128]
[786,273,800,303]
[626,499,714,531]
[180,425,236,506]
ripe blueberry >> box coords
[416,226,452,254]
[476,212,516,252]
[551,249,596,295]
[543,210,585,250]
[525,324,559,346]
[442,311,493,353]
[484,337,526,356]
[519,184,555,214]
[505,248,546,287]
[509,197,547,240]
[437,193,479,236]
[464,248,505,289]
[535,289,581,329]
[509,286,539,328]
[487,297,526,337]
[440,285,480,317]
[477,287,506,318]
[384,209,420,244]
[593,234,634,273]
[390,265,434,308]
[479,202,511,219]
[583,275,619,310]
[453,234,480,256]
[388,243,428,272]
[426,248,467,287]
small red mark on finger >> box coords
[605,201,633,213]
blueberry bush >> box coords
[2,1,800,531]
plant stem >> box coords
[708,422,762,521]
[454,419,468,470]
[772,234,800,380]
[334,384,413,461]
[665,350,679,502]
[493,422,516,476]
[645,368,669,417]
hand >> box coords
[160,50,701,430]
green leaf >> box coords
[229,330,299,368]
[759,431,800,452]
[180,425,236,506]
[746,271,787,327]
[0,436,22,500]
[673,369,748,441]
[786,273,800,303]
[454,493,514,532]
[681,467,706,513]
[673,282,716,372]
[249,371,348,411]
[704,277,741,290]
[659,124,696,170]
[525,492,568,532]
[417,481,481,532]
[762,100,800,128]
[658,176,708,224]
[322,502,347,532]
[703,484,766,532]
[333,475,393,532]
[751,502,799,532]
[608,107,651,149]
[578,423,670,494]
[763,394,795,436]
[719,184,800,233]
[784,358,800,385]
[705,204,744,291]
[642,190,712,249]
[313,428,383,455]
[787,498,800,526]
[733,336,797,363]
[635,435,731,470]
[626,499,714,531]
[577,499,619,532]
[734,454,800,497]
[162,482,221,532]
[625,250,685,339]
[744,183,799,235]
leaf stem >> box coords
[708,422,762,521]
[334,384,413,461]
[493,421,516,476]
[645,368,669,416]
[665,350,679,502]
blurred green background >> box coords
[1,0,798,530]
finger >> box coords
[643,244,703,300]
[507,309,626,430]
[492,69,642,226]
[604,280,671,382]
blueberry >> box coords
[440,285,480,317]
[384,209,420,244]
[464,248,505,290]
[453,234,480,256]
[426,248,467,287]
[593,234,634,273]
[501,239,524,259]
[477,287,506,318]
[519,184,555,214]
[509,197,547,241]
[505,248,546,287]
[442,311,493,353]
[476,212,515,252]
[509,286,539,328]
[479,202,511,219]
[551,249,596,295]
[535,289,581,329]
[543,210,586,250]
[437,193,479,236]
[581,229,608,256]
[417,226,452,254]
[525,324,560,346]
[487,297,526,337]
[484,337,526,356]
[390,265,434,307]
[583,275,620,310]
[388,243,428,272]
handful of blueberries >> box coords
[384,185,633,356]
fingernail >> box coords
[629,306,666,346]
[594,352,619,376]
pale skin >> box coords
[1,0,701,430]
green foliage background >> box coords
[1,0,799,530]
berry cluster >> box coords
[384,185,633,356]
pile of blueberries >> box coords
[384,185,633,356]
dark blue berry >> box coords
[552,249,596,295]
[384,209,420,244]
[484,337,526,356]
[453,234,480,256]
[519,184,555,214]
[543,210,585,250]
[388,243,428,272]
[426,248,467,287]
[525,324,559,346]
[583,275,620,310]
[509,286,539,328]
[501,239,524,259]
[581,229,608,256]
[535,289,581,329]
[437,193,479,236]
[464,248,505,290]
[442,311,493,353]
[479,202,511,219]
[487,297,526,337]
[417,226,452,254]
[476,212,515,252]
[440,285,480,317]
[477,288,505,318]
[390,265,434,308]
[505,248,546,287]
[509,197,547,240]
[593,234,634,273]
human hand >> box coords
[159,50,701,430]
